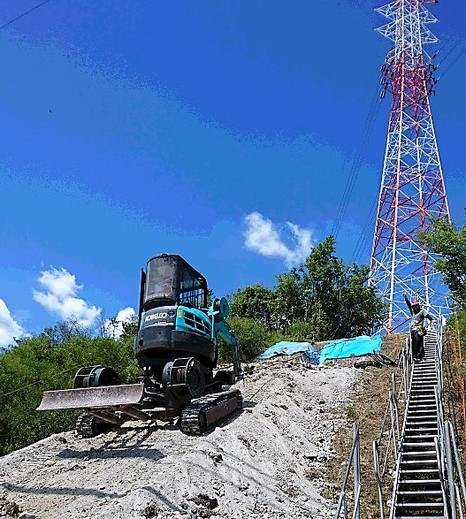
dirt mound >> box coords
[0,357,357,519]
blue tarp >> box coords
[317,334,382,364]
[257,334,382,365]
[257,341,318,361]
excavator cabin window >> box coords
[179,268,206,309]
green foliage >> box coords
[227,236,385,344]
[229,284,274,327]
[273,269,305,330]
[422,217,466,310]
[273,236,385,340]
[218,317,271,363]
[0,322,139,456]
[287,320,316,341]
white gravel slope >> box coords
[0,358,356,519]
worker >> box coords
[403,293,434,361]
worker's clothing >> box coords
[410,330,424,361]
[404,295,433,361]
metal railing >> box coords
[334,423,361,519]
[442,420,466,518]
[372,338,412,518]
[336,322,465,518]
[433,320,466,517]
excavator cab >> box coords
[140,254,208,311]
[134,254,215,374]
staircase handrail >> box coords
[431,321,465,517]
[334,423,361,519]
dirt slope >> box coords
[0,357,356,519]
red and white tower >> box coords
[369,0,451,332]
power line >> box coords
[331,84,383,239]
[0,0,51,32]
[350,200,377,264]
[0,380,42,399]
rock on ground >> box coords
[0,357,357,519]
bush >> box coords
[0,329,139,456]
[287,320,316,342]
[218,317,269,363]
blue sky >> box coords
[0,0,465,346]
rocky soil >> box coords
[0,356,359,519]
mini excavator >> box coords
[37,254,242,437]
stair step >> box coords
[404,427,438,433]
[404,436,437,442]
[401,453,437,460]
[406,414,437,420]
[406,418,437,429]
[394,516,445,519]
[406,412,437,418]
[397,490,443,497]
[395,502,445,518]
[399,476,441,483]
[402,442,436,450]
[395,502,445,509]
[399,462,439,470]
[399,467,440,473]
[398,479,441,486]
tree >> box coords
[422,217,466,309]
[218,316,270,363]
[274,236,385,340]
[229,284,274,327]
[338,264,386,337]
[302,236,344,338]
[273,269,305,332]
[0,321,139,456]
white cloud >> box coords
[0,299,27,349]
[33,268,101,328]
[103,307,137,339]
[244,212,315,268]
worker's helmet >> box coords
[411,298,420,306]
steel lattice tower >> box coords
[369,0,451,332]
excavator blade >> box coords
[36,384,145,411]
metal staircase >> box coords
[335,324,465,519]
[392,331,446,518]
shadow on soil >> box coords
[2,482,126,499]
[57,445,165,461]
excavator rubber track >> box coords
[180,389,242,435]
[74,413,116,438]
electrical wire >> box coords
[331,84,383,239]
[350,200,378,264]
[0,380,42,399]
[0,0,51,31]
